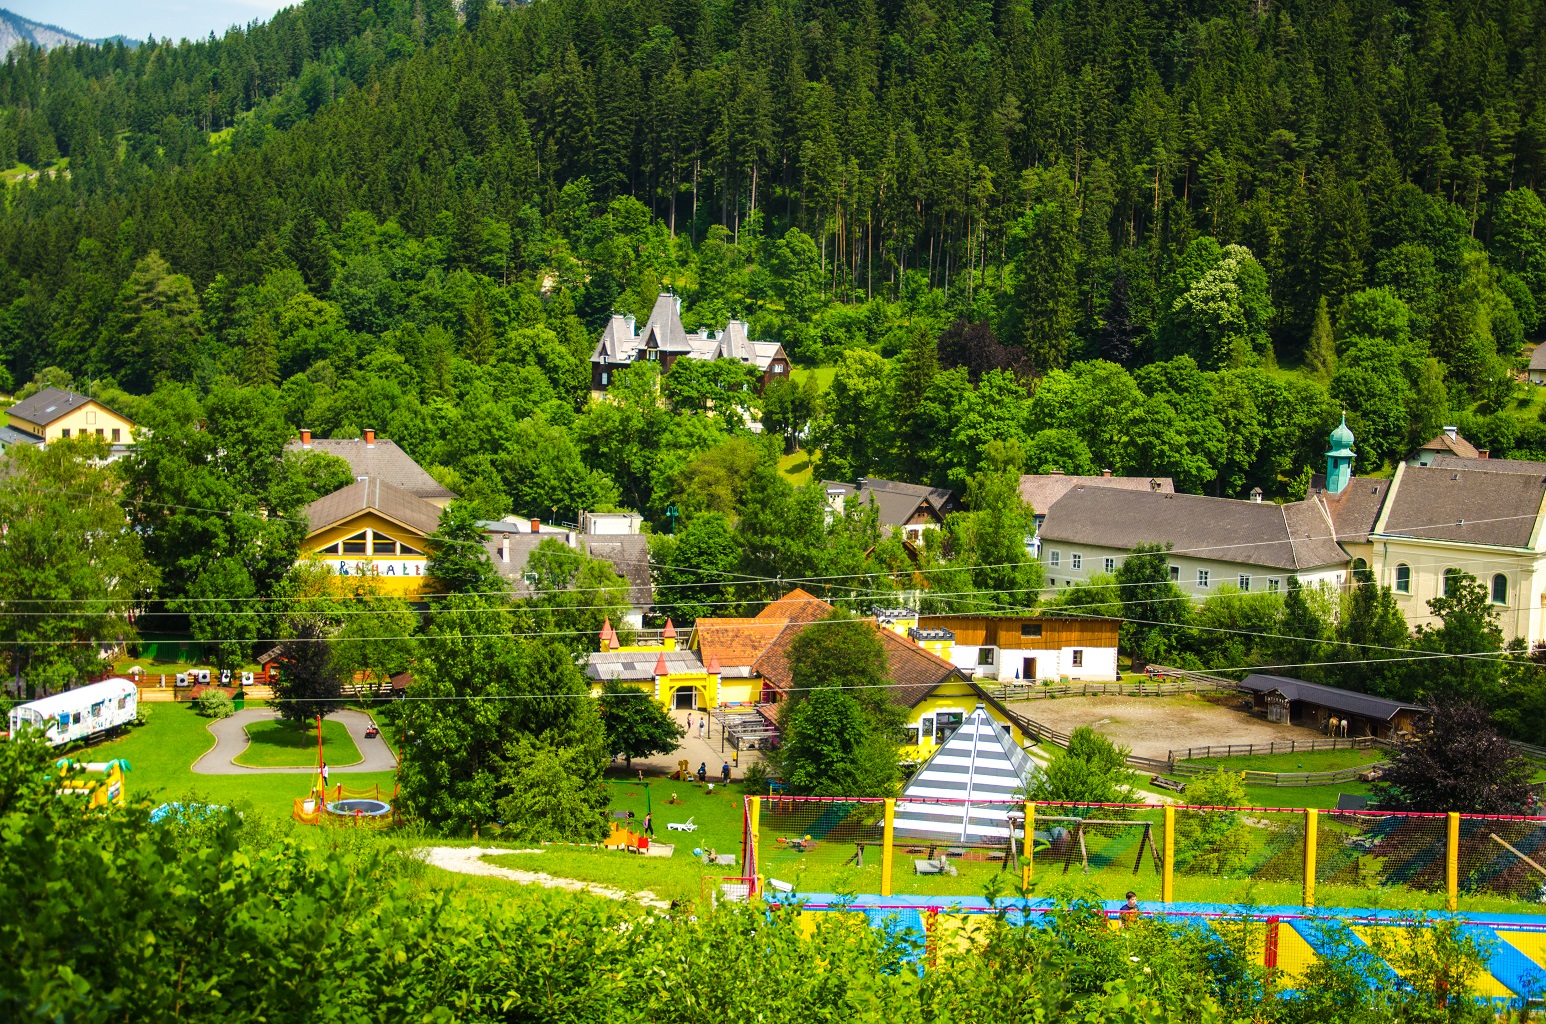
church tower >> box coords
[1326,415,1355,495]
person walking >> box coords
[687,713,693,734]
[321,762,330,791]
[643,811,654,836]
[697,762,707,783]
[698,716,706,739]
[721,762,731,784]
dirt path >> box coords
[191,708,398,775]
[422,846,670,908]
[1009,694,1325,760]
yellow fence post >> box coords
[1162,805,1175,904]
[881,798,896,896]
[749,796,762,897]
[1023,801,1035,892]
[1303,808,1318,908]
[1447,812,1460,912]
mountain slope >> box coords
[0,8,91,52]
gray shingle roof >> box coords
[0,424,41,447]
[1019,473,1174,514]
[1379,463,1546,548]
[303,478,444,538]
[1039,486,1350,570]
[1241,673,1425,722]
[1310,478,1390,546]
[822,477,957,529]
[286,437,454,502]
[1530,346,1546,371]
[486,533,652,607]
[586,649,704,681]
[6,387,124,427]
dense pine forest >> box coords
[0,0,1544,502]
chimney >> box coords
[530,517,542,533]
[300,428,312,447]
[363,427,376,445]
[1250,487,1263,503]
[500,535,509,562]
[1101,469,1112,478]
[625,314,636,335]
[1479,450,1490,459]
[1443,425,1458,440]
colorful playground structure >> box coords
[737,794,1546,1003]
[53,758,130,810]
[289,715,399,827]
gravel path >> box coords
[422,846,670,908]
[191,708,398,775]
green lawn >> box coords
[790,365,836,389]
[1189,749,1385,774]
[81,703,395,819]
[233,718,361,768]
[779,449,814,485]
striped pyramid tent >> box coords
[893,703,1035,844]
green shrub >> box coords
[192,689,234,719]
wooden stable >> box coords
[918,615,1120,651]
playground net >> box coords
[748,797,1546,910]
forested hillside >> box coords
[0,0,1543,494]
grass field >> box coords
[82,703,395,819]
[233,718,361,768]
[1189,749,1385,774]
[790,365,837,390]
[779,449,814,485]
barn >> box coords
[1240,673,1425,740]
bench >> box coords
[1149,775,1187,794]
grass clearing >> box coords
[1189,749,1385,774]
[779,449,814,485]
[233,718,361,768]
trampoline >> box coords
[326,798,392,817]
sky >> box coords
[10,0,290,42]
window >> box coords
[398,543,420,555]
[772,363,786,374]
[342,531,368,555]
[1352,557,1371,584]
[111,428,121,442]
[1020,623,1043,638]
[95,428,104,437]
[72,712,81,724]
[59,428,69,438]
[85,410,97,424]
[600,371,609,385]
[373,534,398,555]
[1267,577,1281,593]
[321,542,340,555]
[977,648,996,666]
[1394,564,1411,593]
[1197,569,1210,588]
[1071,650,1084,667]
[934,712,964,744]
[1071,553,1082,570]
[1169,566,1180,582]
[1049,550,1061,567]
[1443,567,1461,598]
[1238,575,1251,592]
[1493,573,1509,605]
[1104,557,1116,573]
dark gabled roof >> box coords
[822,477,958,528]
[6,387,126,427]
[1019,473,1174,515]
[286,437,454,502]
[1240,673,1426,722]
[1379,463,1546,548]
[1039,486,1349,570]
[303,478,444,538]
[1429,453,1546,476]
[0,424,41,447]
[1310,477,1390,546]
[486,533,653,607]
[639,293,695,352]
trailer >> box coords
[8,678,139,747]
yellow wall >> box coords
[302,511,432,599]
[902,682,1024,758]
[1373,535,1543,644]
[8,399,134,444]
[717,679,758,705]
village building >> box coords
[1530,347,1546,385]
[300,477,442,599]
[3,387,135,457]
[1407,426,1486,466]
[1036,420,1375,598]
[820,478,959,542]
[873,609,1121,683]
[286,428,456,506]
[589,292,791,393]
[1240,673,1425,740]
[482,514,652,628]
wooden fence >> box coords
[1168,737,1389,761]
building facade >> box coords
[590,292,790,392]
[5,387,135,456]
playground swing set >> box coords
[290,714,399,827]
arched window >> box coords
[1395,563,1411,594]
[1443,568,1462,598]
[1492,573,1509,605]
[1352,557,1371,584]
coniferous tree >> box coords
[272,620,344,726]
[1304,298,1336,380]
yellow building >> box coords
[5,387,135,450]
[300,477,441,599]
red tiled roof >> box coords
[752,618,961,706]
[755,588,835,622]
[692,618,789,668]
